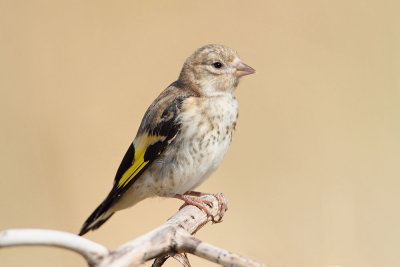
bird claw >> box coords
[211,192,228,223]
[173,192,228,223]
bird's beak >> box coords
[234,61,256,78]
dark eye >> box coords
[212,62,223,69]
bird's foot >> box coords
[173,191,228,223]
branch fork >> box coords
[0,195,267,267]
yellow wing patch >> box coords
[117,133,165,188]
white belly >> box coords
[153,93,238,195]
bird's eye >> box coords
[212,62,223,69]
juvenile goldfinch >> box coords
[79,44,255,236]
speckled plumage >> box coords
[79,44,255,235]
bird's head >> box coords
[178,44,255,96]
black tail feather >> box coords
[79,171,133,235]
[79,201,115,236]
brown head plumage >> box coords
[178,44,255,96]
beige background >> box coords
[1,0,399,266]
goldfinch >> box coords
[79,44,255,235]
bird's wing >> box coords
[111,84,199,202]
[79,84,199,235]
[114,96,186,191]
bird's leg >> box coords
[173,191,228,223]
[173,194,214,216]
[189,191,228,223]
[185,191,228,221]
[182,190,205,197]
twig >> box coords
[0,229,108,266]
[0,195,268,267]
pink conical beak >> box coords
[234,61,256,78]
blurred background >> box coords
[1,0,399,266]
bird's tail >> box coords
[79,199,115,236]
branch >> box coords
[0,229,108,266]
[0,195,268,267]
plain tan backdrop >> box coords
[1,1,399,266]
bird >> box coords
[79,44,255,236]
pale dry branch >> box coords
[0,228,108,265]
[0,195,268,267]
